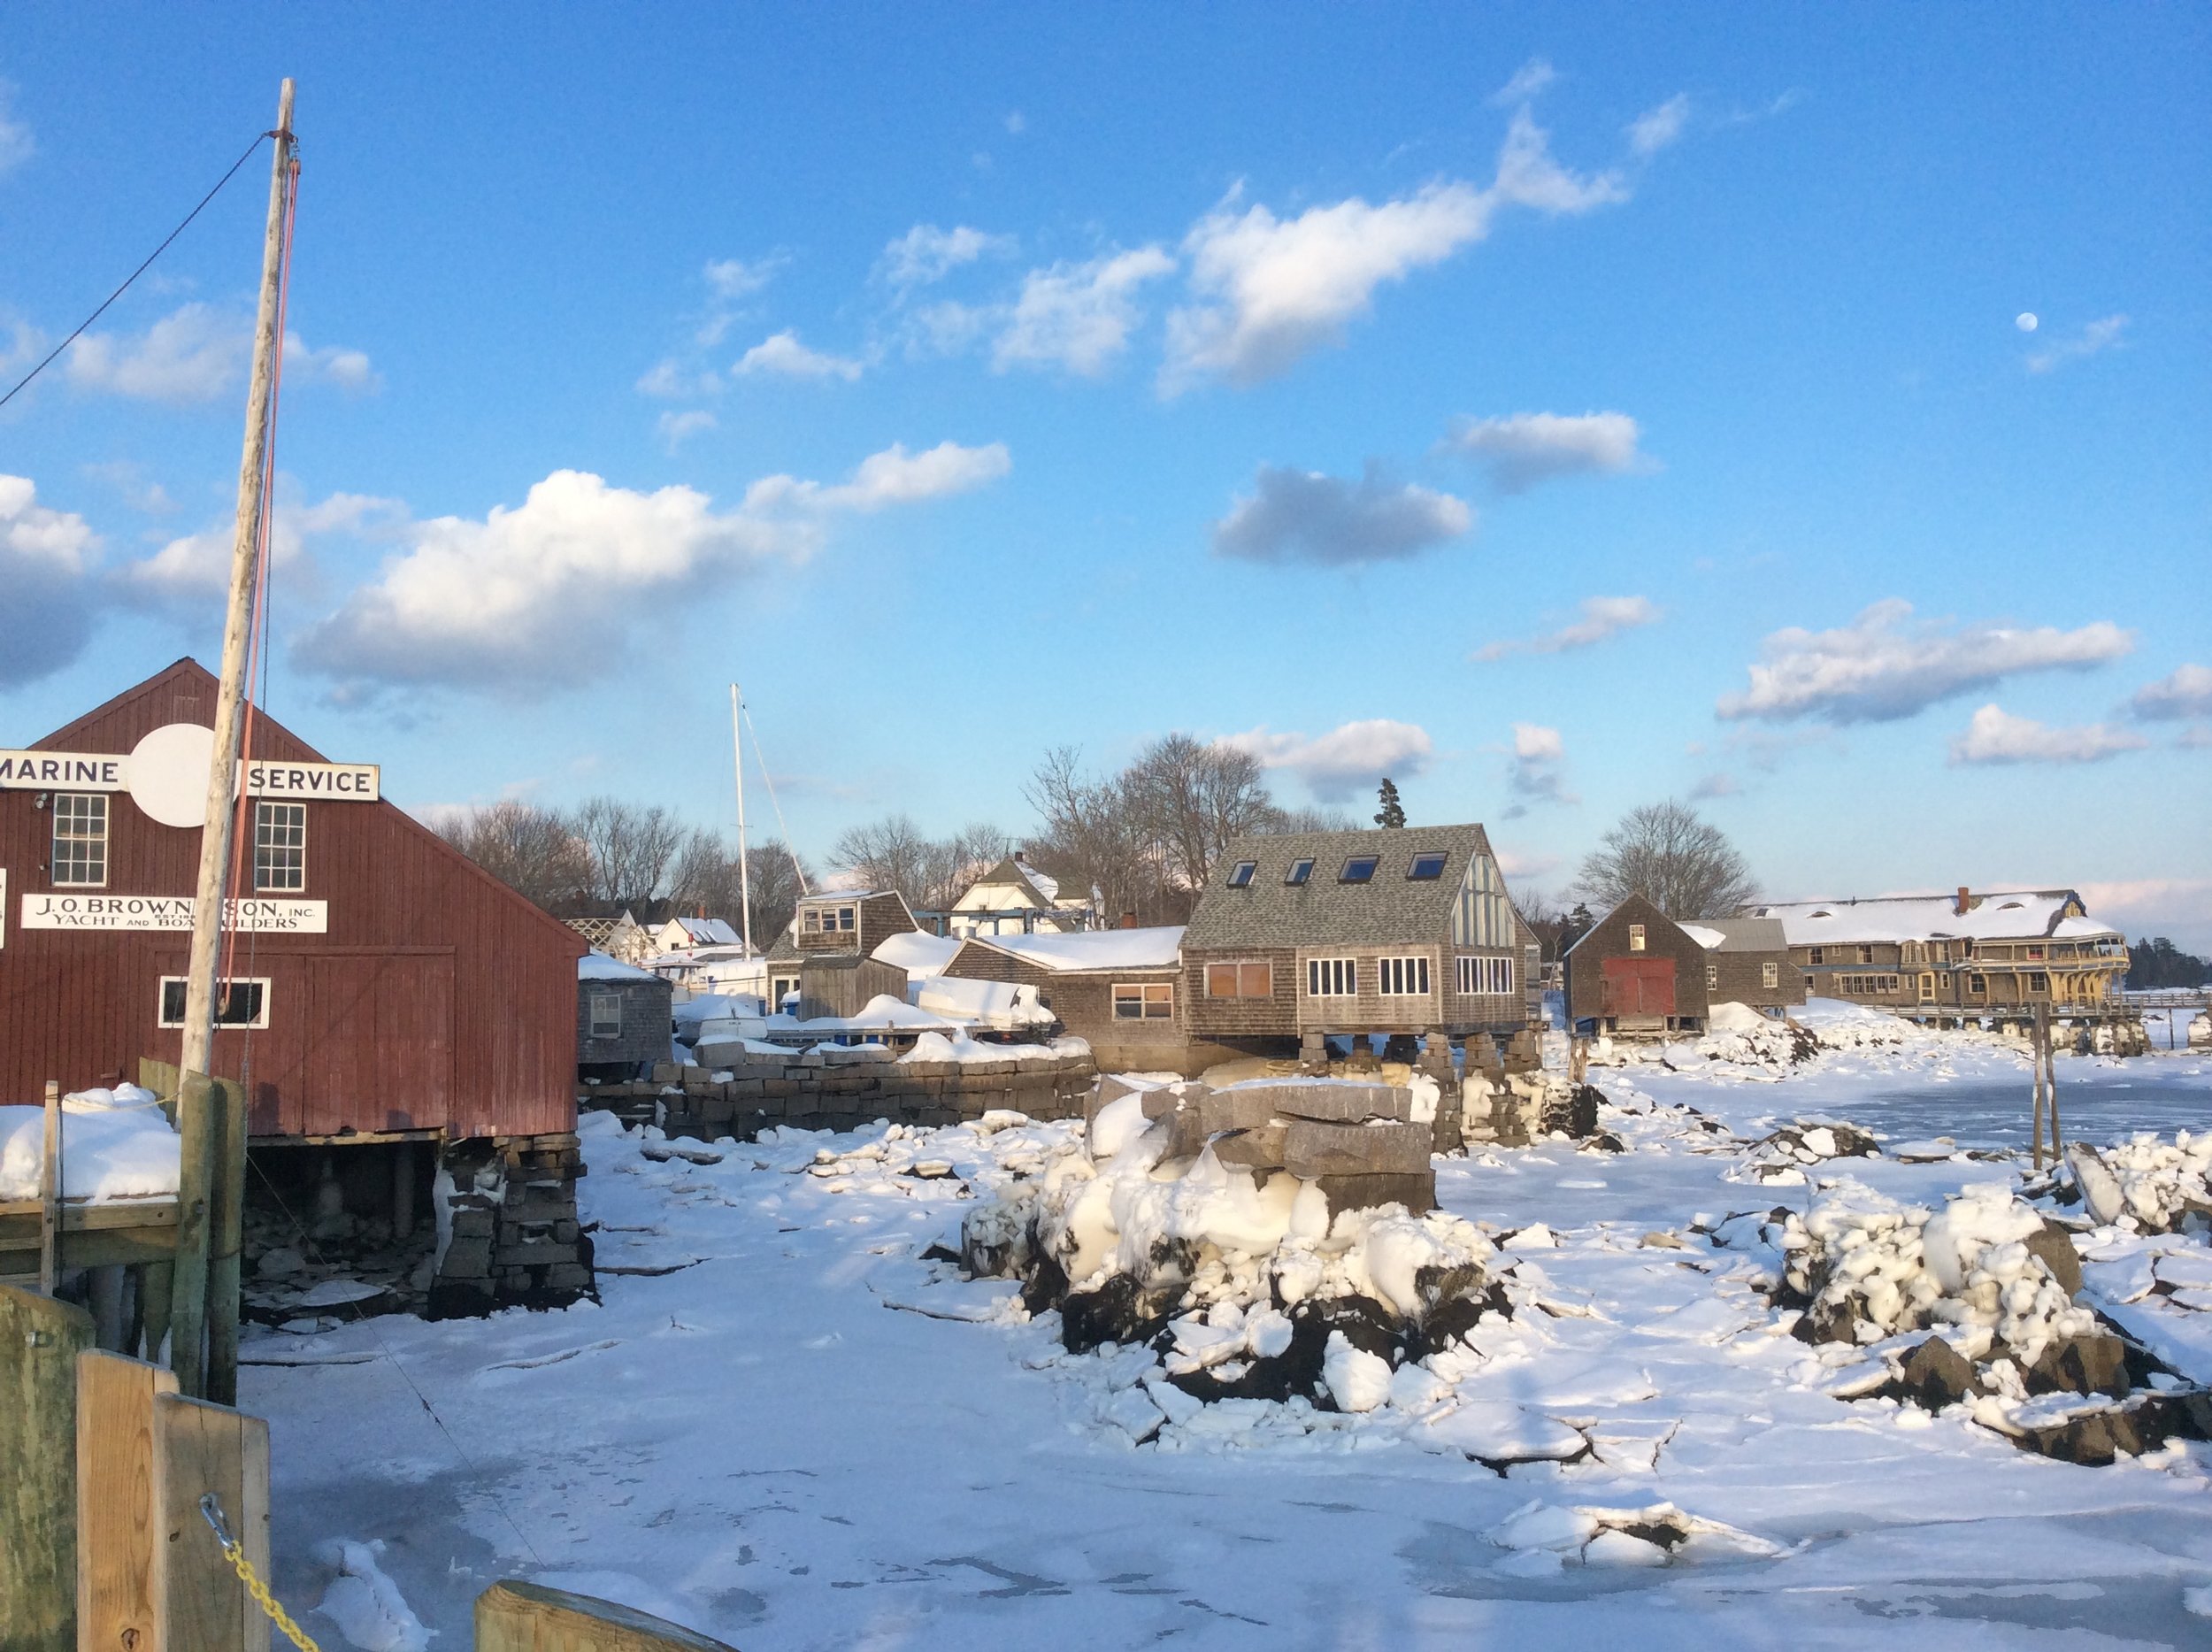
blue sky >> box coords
[4,7,2208,942]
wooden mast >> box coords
[172,79,296,1399]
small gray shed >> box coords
[578,952,674,1075]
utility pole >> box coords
[173,79,295,1400]
[732,684,753,959]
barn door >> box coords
[296,953,456,1135]
[1601,956,1676,1016]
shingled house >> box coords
[1747,887,2128,1016]
[1682,916,1804,1013]
[940,925,1202,1072]
[1178,824,1538,1064]
[1564,894,1711,1038]
[764,889,919,1018]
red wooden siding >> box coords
[0,660,582,1138]
[1601,957,1677,1017]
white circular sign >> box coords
[127,722,218,829]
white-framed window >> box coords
[1968,973,1987,995]
[1705,962,1718,989]
[1761,961,1780,990]
[1407,852,1447,881]
[1225,859,1257,888]
[1377,956,1430,995]
[1112,982,1174,1019]
[157,976,271,1030]
[772,974,800,1005]
[1627,923,1647,953]
[801,903,857,934]
[1454,955,1516,995]
[1857,945,1875,964]
[1285,858,1314,886]
[1307,957,1357,996]
[254,800,307,892]
[1204,961,1273,999]
[51,793,107,887]
[588,993,623,1037]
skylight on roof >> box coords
[1407,852,1447,880]
[1285,858,1314,886]
[1226,860,1257,888]
[1340,856,1379,884]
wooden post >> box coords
[141,1260,176,1365]
[2029,1007,2047,1171]
[206,1076,247,1406]
[2045,1012,2062,1156]
[78,1349,180,1652]
[170,1071,216,1398]
[175,76,296,1402]
[1,1284,96,1651]
[475,1579,740,1652]
[41,1080,62,1293]
[152,1391,271,1652]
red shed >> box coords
[1,658,584,1139]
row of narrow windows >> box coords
[45,793,306,892]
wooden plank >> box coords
[475,1579,739,1652]
[151,1392,270,1652]
[78,1349,179,1652]
[1,1283,96,1651]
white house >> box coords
[655,914,742,952]
[949,852,1098,938]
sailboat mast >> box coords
[732,682,753,958]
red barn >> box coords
[2,659,592,1313]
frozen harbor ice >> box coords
[243,1026,2212,1650]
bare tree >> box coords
[741,839,811,944]
[1125,733,1281,891]
[1575,800,1758,919]
[431,800,590,910]
[832,814,939,908]
[1276,804,1356,833]
[572,796,687,909]
[1025,746,1183,924]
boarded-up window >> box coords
[1113,983,1174,1019]
[1307,957,1356,996]
[589,994,622,1037]
[1205,962,1272,999]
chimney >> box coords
[1955,885,1970,917]
[1013,848,1028,865]
[1119,911,1139,929]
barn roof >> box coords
[1684,916,1790,952]
[953,925,1185,973]
[1182,823,1497,950]
[1563,892,1684,957]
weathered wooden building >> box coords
[0,659,592,1312]
[940,925,1204,1072]
[577,952,674,1076]
[764,889,918,1018]
[1178,824,1539,1063]
[1747,887,2128,1017]
[1682,916,1804,1012]
[1564,894,1711,1037]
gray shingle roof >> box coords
[1690,916,1789,952]
[1182,823,1498,950]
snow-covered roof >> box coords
[1747,890,2117,946]
[663,916,741,946]
[872,929,962,980]
[1679,924,1726,949]
[579,951,660,982]
[1687,917,1790,953]
[958,925,1185,972]
[916,976,1053,1028]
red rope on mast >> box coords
[222,154,301,986]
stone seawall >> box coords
[581,1043,1098,1140]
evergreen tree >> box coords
[1374,777,1406,829]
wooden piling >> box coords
[152,1391,271,1652]
[41,1079,62,1292]
[1,1283,96,1651]
[475,1579,740,1652]
[78,1349,180,1652]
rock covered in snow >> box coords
[2068,1134,2212,1234]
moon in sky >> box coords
[2016,312,2039,332]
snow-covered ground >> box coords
[245,1022,2212,1650]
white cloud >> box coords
[657,409,718,448]
[879,224,1015,288]
[1163,111,1622,390]
[742,439,1010,515]
[992,247,1175,375]
[2131,664,2212,721]
[2027,314,2127,374]
[1489,58,1556,107]
[65,303,246,402]
[296,442,1010,694]
[733,330,865,382]
[115,489,403,611]
[1475,594,1660,660]
[1505,721,1577,814]
[1212,463,1471,567]
[284,331,380,393]
[1691,771,1740,799]
[1717,599,2133,726]
[0,473,100,685]
[1444,410,1647,492]
[1004,111,1026,136]
[2073,878,2212,953]
[635,357,723,400]
[1947,703,2149,766]
[0,81,31,174]
[1627,94,1691,157]
[1221,718,1434,801]
[703,257,781,302]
